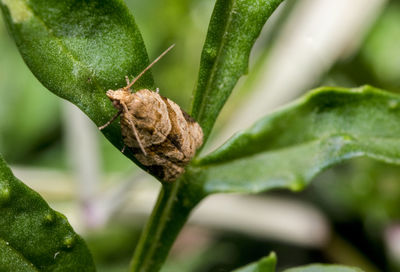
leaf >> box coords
[128,86,400,271]
[191,0,284,143]
[283,264,364,272]
[232,252,276,272]
[192,86,400,194]
[0,155,95,271]
[230,254,364,272]
[0,0,152,163]
[0,239,37,272]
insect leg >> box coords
[125,76,134,92]
[99,109,122,130]
[121,102,148,156]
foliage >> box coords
[232,253,276,272]
[1,0,399,271]
[191,0,284,142]
[283,264,364,272]
[233,253,364,272]
[0,0,152,170]
[0,155,95,271]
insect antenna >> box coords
[124,44,175,91]
[99,45,175,131]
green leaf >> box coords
[191,0,284,143]
[0,155,95,271]
[0,239,37,272]
[193,86,400,194]
[0,0,152,165]
[232,252,276,272]
[230,255,364,272]
[129,85,400,272]
[283,264,364,272]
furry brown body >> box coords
[106,88,203,181]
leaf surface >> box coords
[193,86,400,194]
[136,86,400,271]
[232,252,276,272]
[0,155,95,271]
[283,264,364,272]
[231,254,363,272]
[0,239,37,272]
[0,0,152,162]
[191,0,284,142]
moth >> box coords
[99,45,203,181]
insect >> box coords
[99,45,203,181]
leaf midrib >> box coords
[197,135,400,167]
[193,0,236,124]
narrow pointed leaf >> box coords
[232,252,276,272]
[0,0,152,157]
[0,155,95,271]
[191,0,284,142]
[193,86,400,194]
[283,264,364,272]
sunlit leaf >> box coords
[193,86,400,194]
[191,0,284,142]
[0,0,152,165]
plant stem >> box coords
[129,176,204,272]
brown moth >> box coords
[99,45,203,181]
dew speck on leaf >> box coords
[63,235,76,249]
[0,184,11,205]
[43,212,55,225]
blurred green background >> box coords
[1,0,400,271]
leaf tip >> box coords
[264,251,277,264]
[289,177,306,192]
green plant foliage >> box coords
[129,86,400,272]
[283,264,364,272]
[191,0,284,142]
[232,254,363,272]
[193,86,400,194]
[0,0,152,164]
[232,252,276,272]
[0,155,95,271]
[0,239,37,272]
[1,0,395,271]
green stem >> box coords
[129,176,204,272]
